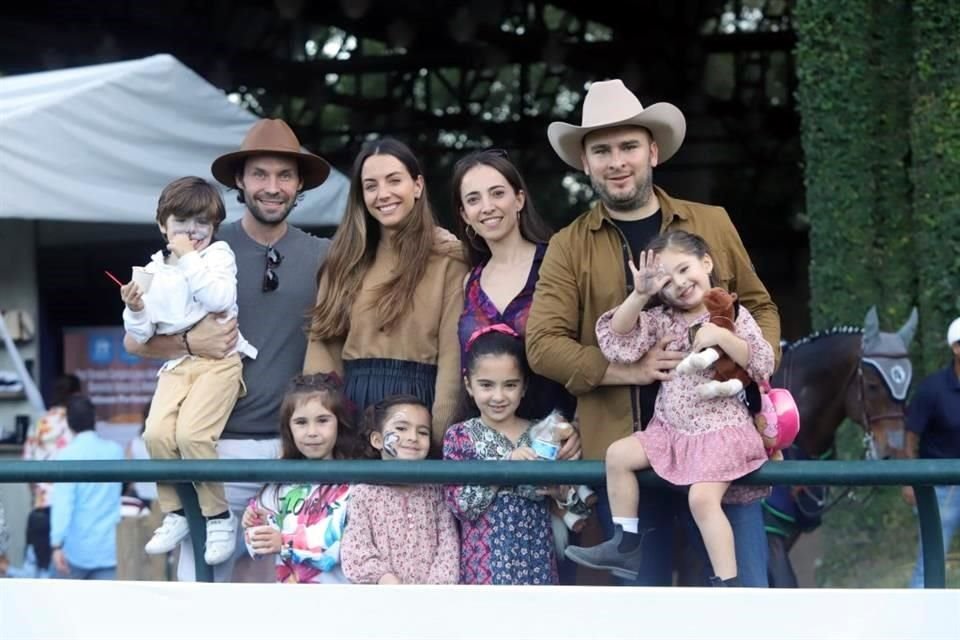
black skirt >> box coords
[344,357,438,417]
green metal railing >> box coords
[2,458,956,587]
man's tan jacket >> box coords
[526,186,781,460]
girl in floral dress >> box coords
[242,374,363,584]
[443,325,561,585]
[340,395,459,584]
[564,231,773,586]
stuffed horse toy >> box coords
[676,288,792,460]
[676,288,752,397]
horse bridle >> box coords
[855,349,910,460]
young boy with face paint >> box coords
[340,395,460,584]
[121,176,257,567]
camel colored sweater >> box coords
[304,239,467,442]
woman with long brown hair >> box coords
[305,138,467,445]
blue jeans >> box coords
[595,486,769,587]
[909,485,960,588]
[5,546,53,579]
[61,564,116,580]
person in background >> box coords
[903,316,960,588]
[0,498,10,577]
[20,373,79,578]
[49,396,124,580]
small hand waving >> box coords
[630,250,671,297]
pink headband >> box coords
[466,323,520,352]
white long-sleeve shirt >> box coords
[123,241,257,372]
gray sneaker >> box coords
[564,525,645,581]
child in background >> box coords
[122,177,257,565]
[242,374,361,584]
[564,230,773,585]
[20,373,78,578]
[443,324,560,585]
[341,395,459,584]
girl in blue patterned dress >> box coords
[443,324,559,584]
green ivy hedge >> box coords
[910,0,960,373]
[797,0,960,372]
[795,0,881,329]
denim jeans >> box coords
[595,486,769,587]
[5,545,53,579]
[909,485,960,588]
[62,564,116,580]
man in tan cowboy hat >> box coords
[124,118,334,583]
[527,79,781,587]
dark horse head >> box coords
[772,307,917,460]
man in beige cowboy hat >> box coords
[527,79,781,587]
[124,118,334,583]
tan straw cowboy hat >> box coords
[211,118,331,190]
[547,79,686,170]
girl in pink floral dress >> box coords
[564,231,773,586]
[340,395,459,584]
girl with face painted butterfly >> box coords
[122,177,258,568]
[442,325,562,585]
[241,374,363,584]
[340,396,459,584]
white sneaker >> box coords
[204,512,238,566]
[145,513,190,555]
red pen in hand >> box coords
[104,270,124,287]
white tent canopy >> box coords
[0,54,348,226]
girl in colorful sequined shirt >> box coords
[242,374,363,583]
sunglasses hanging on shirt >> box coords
[262,245,283,292]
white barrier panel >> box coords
[0,579,957,640]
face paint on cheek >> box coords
[382,431,400,458]
[167,218,213,241]
[188,226,211,241]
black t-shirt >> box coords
[611,211,664,429]
[611,211,663,266]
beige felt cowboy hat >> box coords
[211,118,331,191]
[547,79,686,170]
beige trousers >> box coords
[144,354,243,517]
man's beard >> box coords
[592,170,653,213]
[243,190,298,226]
